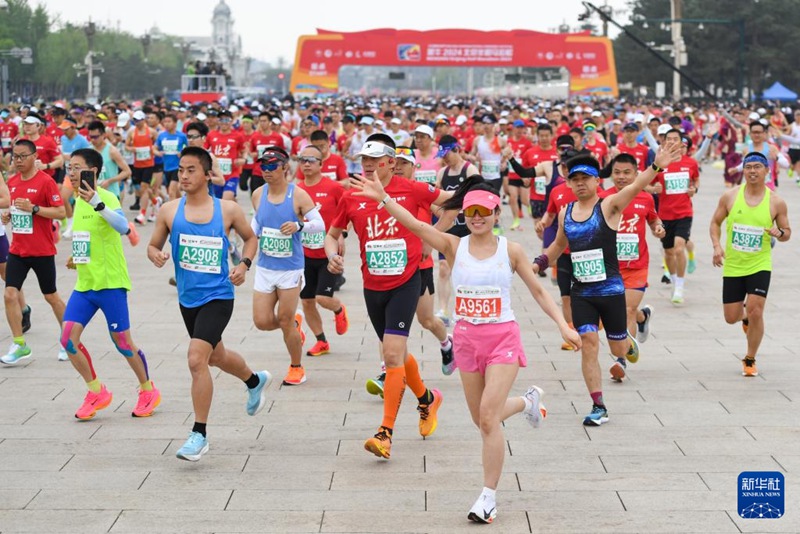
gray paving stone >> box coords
[1,163,798,533]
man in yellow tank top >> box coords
[710,152,791,377]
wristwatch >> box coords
[778,228,785,238]
[296,220,305,232]
[31,205,40,215]
[241,257,252,270]
[651,163,663,173]
[94,202,106,212]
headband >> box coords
[743,153,769,166]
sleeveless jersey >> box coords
[451,235,515,324]
[564,199,624,297]
[253,183,304,271]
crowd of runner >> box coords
[0,94,793,524]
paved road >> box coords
[0,167,798,533]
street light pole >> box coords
[671,0,683,100]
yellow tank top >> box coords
[724,185,772,277]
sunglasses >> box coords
[395,147,413,156]
[463,205,493,218]
[298,156,320,164]
[220,118,232,123]
[260,162,282,172]
[187,134,202,140]
[89,134,103,139]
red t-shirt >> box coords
[506,136,533,179]
[0,121,19,152]
[604,187,658,271]
[297,177,344,259]
[249,132,287,160]
[521,145,558,201]
[585,139,609,166]
[297,153,347,182]
[617,143,651,171]
[206,130,245,180]
[336,132,351,155]
[547,182,578,254]
[22,135,59,178]
[7,170,64,257]
[654,156,699,220]
[331,176,440,290]
[291,135,309,156]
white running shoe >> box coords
[468,493,497,524]
[522,386,547,428]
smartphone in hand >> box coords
[80,170,95,190]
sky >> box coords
[36,0,629,65]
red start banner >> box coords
[290,28,618,96]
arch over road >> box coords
[290,28,618,97]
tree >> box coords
[613,0,800,98]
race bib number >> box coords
[365,239,407,276]
[218,158,233,176]
[571,248,606,283]
[260,227,293,257]
[245,152,254,165]
[10,207,33,235]
[301,231,325,250]
[664,171,690,195]
[616,233,640,261]
[161,139,179,155]
[455,286,501,324]
[1,137,10,149]
[481,161,500,178]
[256,145,270,158]
[72,231,91,264]
[178,234,223,274]
[414,169,437,184]
[731,223,764,253]
[534,176,546,195]
[134,146,151,161]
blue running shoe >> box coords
[687,258,697,274]
[583,405,609,427]
[246,370,272,416]
[176,431,209,462]
[365,372,385,398]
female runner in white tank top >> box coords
[351,175,580,525]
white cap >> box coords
[500,110,510,117]
[29,106,39,113]
[684,107,693,113]
[22,115,41,125]
[455,115,468,126]
[574,105,583,113]
[132,110,146,121]
[757,107,767,116]
[358,140,395,158]
[657,124,672,135]
[634,113,645,123]
[229,105,239,113]
[591,110,602,117]
[414,124,434,138]
[583,107,593,113]
[498,118,508,125]
[748,111,760,121]
[117,112,130,127]
[375,119,385,128]
[390,117,402,125]
[359,116,375,125]
[196,112,208,121]
[271,117,282,125]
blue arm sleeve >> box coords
[98,208,130,235]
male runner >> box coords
[147,146,270,461]
[533,145,680,425]
[325,134,450,459]
[295,145,348,357]
[1,140,68,364]
[710,152,791,377]
[126,110,157,223]
[60,148,159,419]
[205,110,245,200]
[251,146,323,386]
[154,113,188,201]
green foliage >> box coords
[0,0,186,100]
[613,0,800,98]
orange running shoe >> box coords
[75,385,113,420]
[283,365,307,385]
[742,318,749,334]
[418,388,443,438]
[132,383,161,417]
[306,340,330,357]
[295,313,306,346]
[334,304,349,335]
[742,358,758,377]
[364,427,392,459]
[127,222,140,247]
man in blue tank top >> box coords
[147,146,271,462]
[533,145,681,427]
[250,146,324,387]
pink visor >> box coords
[463,190,500,211]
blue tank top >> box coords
[254,182,304,270]
[170,197,233,307]
[563,199,624,297]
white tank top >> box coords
[451,235,515,324]
[476,136,502,179]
